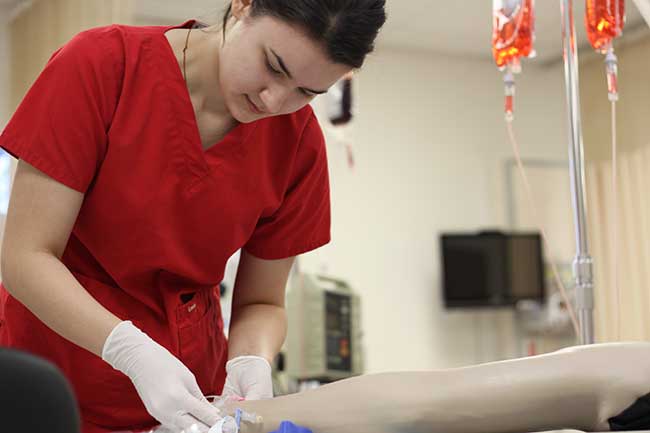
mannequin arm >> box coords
[229,343,650,433]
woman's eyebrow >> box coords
[269,48,328,95]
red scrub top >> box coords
[0,20,330,433]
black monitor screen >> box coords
[441,232,545,308]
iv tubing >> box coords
[602,43,620,340]
[612,99,620,341]
[505,120,581,337]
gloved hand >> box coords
[102,321,221,431]
[223,355,273,400]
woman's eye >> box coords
[266,60,282,75]
[264,56,312,97]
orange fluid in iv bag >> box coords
[585,0,626,53]
[492,0,536,70]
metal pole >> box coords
[559,0,595,344]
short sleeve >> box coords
[243,113,331,260]
[0,27,121,193]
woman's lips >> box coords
[246,95,264,114]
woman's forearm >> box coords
[227,303,287,363]
[230,343,650,433]
[2,251,121,356]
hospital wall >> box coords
[301,48,575,372]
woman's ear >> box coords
[231,0,253,20]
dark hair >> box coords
[222,0,387,69]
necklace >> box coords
[182,27,192,83]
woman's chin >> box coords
[227,96,261,124]
[230,105,257,124]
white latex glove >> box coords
[102,321,222,431]
[223,355,273,400]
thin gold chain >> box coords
[182,27,192,83]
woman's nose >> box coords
[260,85,290,114]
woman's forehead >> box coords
[251,16,351,85]
[252,16,324,58]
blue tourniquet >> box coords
[270,421,313,433]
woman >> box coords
[225,342,650,433]
[0,1,387,432]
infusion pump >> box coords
[285,274,364,382]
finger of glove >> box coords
[170,413,208,433]
[222,381,242,399]
[199,394,220,415]
[186,381,217,408]
[237,372,273,400]
[183,391,222,427]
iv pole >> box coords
[559,0,595,345]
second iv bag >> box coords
[492,0,536,71]
[585,0,626,53]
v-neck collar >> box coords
[159,20,255,159]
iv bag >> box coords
[492,0,536,71]
[585,0,626,53]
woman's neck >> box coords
[167,25,233,121]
